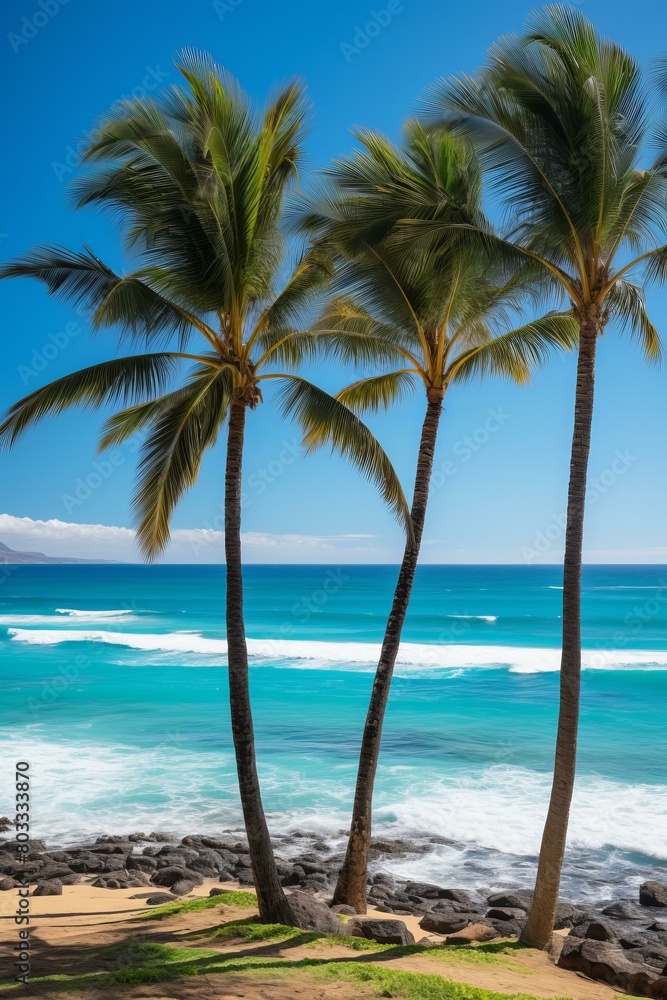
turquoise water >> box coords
[1,563,666,901]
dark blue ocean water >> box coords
[1,563,666,901]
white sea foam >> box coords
[55,609,136,618]
[0,738,663,898]
[7,628,667,673]
[446,615,498,622]
[0,609,137,626]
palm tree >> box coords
[299,119,578,913]
[427,6,667,948]
[0,53,410,925]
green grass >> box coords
[135,889,256,920]
[213,920,319,943]
[313,964,568,1000]
[425,942,532,974]
[0,937,573,1000]
[212,919,388,951]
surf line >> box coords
[13,761,31,985]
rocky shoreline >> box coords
[2,824,667,997]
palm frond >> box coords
[274,376,412,538]
[0,354,181,448]
[0,246,201,347]
[133,368,232,557]
[447,312,578,384]
[336,371,418,415]
[604,279,663,362]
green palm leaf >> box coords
[133,369,232,556]
[336,371,419,414]
[0,354,180,449]
[275,376,412,538]
[447,313,579,384]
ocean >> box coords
[1,563,666,904]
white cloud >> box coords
[4,512,661,566]
[0,513,392,564]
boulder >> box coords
[446,922,500,944]
[487,891,533,912]
[280,869,302,887]
[602,899,645,921]
[580,920,619,943]
[25,840,46,852]
[439,888,481,909]
[66,853,116,874]
[88,842,133,855]
[157,845,199,862]
[633,945,667,971]
[188,864,218,879]
[404,882,479,910]
[156,853,197,869]
[368,838,414,856]
[46,851,76,863]
[619,932,650,951]
[126,855,158,873]
[350,918,415,946]
[0,817,12,832]
[641,883,667,908]
[486,907,527,924]
[189,848,225,871]
[209,887,228,897]
[0,877,17,891]
[299,860,329,876]
[419,912,472,935]
[554,902,585,929]
[170,879,198,896]
[404,881,448,900]
[60,874,81,886]
[371,873,396,888]
[38,863,76,881]
[331,903,358,916]
[559,936,658,994]
[286,890,345,935]
[1,860,44,877]
[33,880,62,896]
[201,836,240,851]
[150,865,204,888]
[91,870,149,889]
[145,893,174,905]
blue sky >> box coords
[0,0,666,563]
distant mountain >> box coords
[0,541,117,564]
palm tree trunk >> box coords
[225,400,296,926]
[333,392,443,913]
[520,313,598,950]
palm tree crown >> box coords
[426,4,667,353]
[0,51,409,551]
[300,120,577,422]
